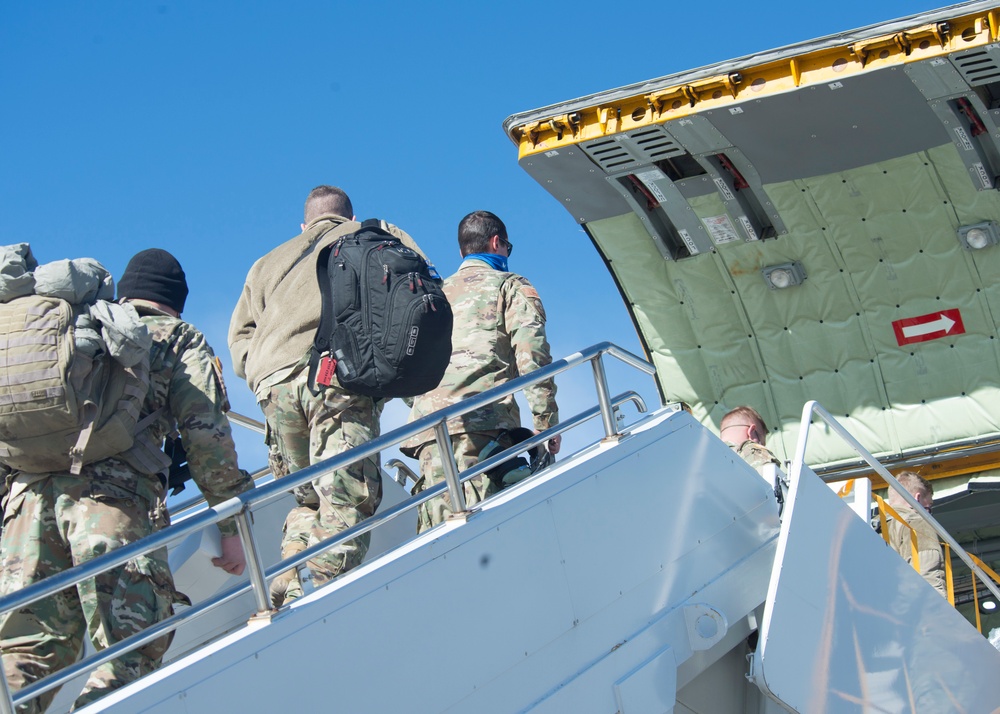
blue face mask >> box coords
[465,253,508,272]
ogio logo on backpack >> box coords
[406,326,419,356]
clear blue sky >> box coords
[1,1,946,474]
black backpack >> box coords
[307,219,453,399]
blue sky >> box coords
[1,1,946,476]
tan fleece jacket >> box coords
[228,214,426,394]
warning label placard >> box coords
[892,309,965,346]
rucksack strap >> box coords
[68,402,100,475]
[134,406,164,434]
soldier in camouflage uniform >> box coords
[720,405,782,476]
[0,249,254,712]
[401,210,560,532]
[229,186,429,605]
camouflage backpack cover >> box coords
[0,247,153,474]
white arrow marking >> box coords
[901,314,956,339]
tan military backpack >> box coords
[0,293,151,474]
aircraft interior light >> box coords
[762,261,806,290]
[981,599,998,613]
[958,221,1000,251]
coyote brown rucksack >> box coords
[307,219,453,399]
[0,294,151,474]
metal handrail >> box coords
[0,341,655,713]
[169,465,271,521]
[814,435,1000,480]
[226,411,266,434]
[266,391,649,589]
[792,400,1000,605]
[384,459,418,489]
[381,389,647,493]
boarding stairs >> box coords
[2,342,999,713]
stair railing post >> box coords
[590,353,618,439]
[235,507,273,615]
[434,422,467,515]
[0,668,14,714]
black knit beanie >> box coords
[117,248,189,314]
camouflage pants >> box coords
[0,469,179,713]
[260,369,382,606]
[414,431,500,533]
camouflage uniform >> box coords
[401,258,558,532]
[888,501,947,597]
[0,303,253,712]
[229,215,420,605]
[727,439,781,477]
[259,366,382,604]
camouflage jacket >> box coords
[402,258,558,452]
[728,439,781,477]
[229,213,427,396]
[126,301,254,534]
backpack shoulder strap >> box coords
[306,240,340,395]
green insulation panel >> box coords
[507,2,1000,467]
[588,145,1000,465]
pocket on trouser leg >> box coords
[269,444,289,479]
[271,536,308,608]
[0,489,31,591]
[108,554,189,663]
[148,500,171,533]
[0,488,22,530]
[308,468,374,583]
[264,419,290,480]
[293,483,320,507]
[313,461,377,516]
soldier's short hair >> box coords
[304,185,353,224]
[458,210,507,256]
[895,470,932,500]
[721,405,768,437]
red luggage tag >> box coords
[316,354,337,387]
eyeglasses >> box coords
[498,236,514,256]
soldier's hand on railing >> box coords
[546,434,562,455]
[212,534,247,575]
